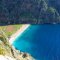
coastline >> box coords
[9,24,30,44]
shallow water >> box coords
[13,24,60,60]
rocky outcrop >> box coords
[0,32,34,60]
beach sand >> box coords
[9,24,30,44]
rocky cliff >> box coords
[0,32,34,60]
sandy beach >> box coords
[9,24,30,44]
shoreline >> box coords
[9,24,30,44]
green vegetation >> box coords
[0,24,22,37]
[0,34,7,55]
[0,47,5,55]
[0,0,60,24]
[0,24,23,55]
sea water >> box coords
[13,24,60,60]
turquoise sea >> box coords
[13,24,60,60]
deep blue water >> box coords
[13,24,60,60]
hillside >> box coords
[0,0,60,24]
[0,31,34,60]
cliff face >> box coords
[0,32,34,60]
[0,0,60,24]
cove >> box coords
[13,24,60,60]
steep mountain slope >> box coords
[0,0,60,24]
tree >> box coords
[46,7,60,23]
